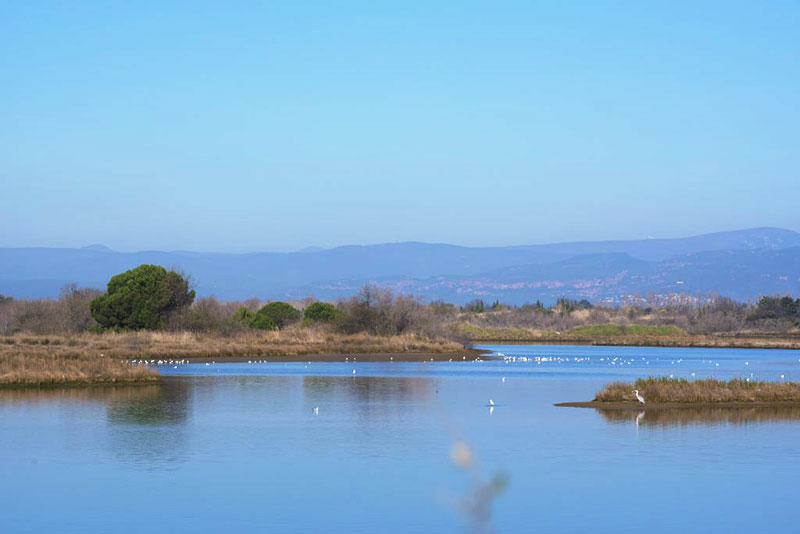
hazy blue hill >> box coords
[0,227,798,301]
[502,227,800,262]
[294,247,800,305]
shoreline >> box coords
[0,331,468,360]
[0,379,160,390]
[556,400,800,409]
[469,335,800,350]
[178,350,486,363]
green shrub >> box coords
[254,302,301,329]
[249,313,277,330]
[233,307,255,325]
[90,265,196,330]
[303,302,341,325]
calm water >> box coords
[3,344,800,533]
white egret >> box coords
[489,399,495,406]
[633,389,645,404]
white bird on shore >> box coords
[352,369,356,375]
[633,389,645,405]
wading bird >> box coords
[633,389,645,405]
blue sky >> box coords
[2,1,798,252]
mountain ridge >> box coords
[1,227,798,303]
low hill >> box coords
[0,227,798,303]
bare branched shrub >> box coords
[334,285,431,336]
[59,284,102,333]
[164,296,249,336]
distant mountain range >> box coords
[1,227,798,304]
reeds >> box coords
[595,377,800,403]
[455,322,800,349]
[0,328,465,363]
[0,351,158,386]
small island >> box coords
[556,377,800,409]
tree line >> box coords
[0,264,798,337]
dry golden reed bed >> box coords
[1,329,462,358]
[595,377,800,403]
[0,329,465,386]
[457,324,800,350]
[0,352,158,387]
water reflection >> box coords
[0,382,194,470]
[302,375,432,402]
[303,376,433,421]
[0,385,163,406]
[106,380,190,426]
[105,380,192,470]
[597,405,800,427]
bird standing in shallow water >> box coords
[633,389,645,405]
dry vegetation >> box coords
[0,350,157,387]
[1,283,799,387]
[0,329,465,362]
[595,377,800,403]
[0,328,465,386]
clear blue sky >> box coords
[2,1,798,252]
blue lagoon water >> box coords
[2,344,800,533]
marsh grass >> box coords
[0,328,464,363]
[595,377,800,403]
[0,351,158,386]
[454,323,554,340]
[456,322,800,349]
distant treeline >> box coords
[0,264,798,338]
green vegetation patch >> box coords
[90,265,195,330]
[255,302,301,329]
[303,302,342,326]
[456,323,545,340]
[568,324,686,337]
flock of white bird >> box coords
[498,352,794,382]
[129,350,800,413]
